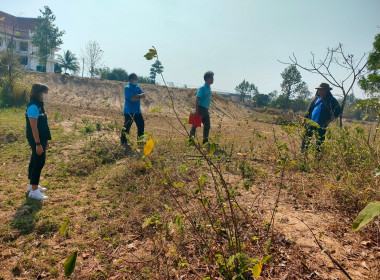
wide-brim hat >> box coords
[315,83,332,90]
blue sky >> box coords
[3,0,380,97]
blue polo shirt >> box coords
[123,84,144,115]
[196,83,211,109]
[311,98,323,124]
[27,104,40,118]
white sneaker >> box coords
[28,189,48,200]
[27,184,47,192]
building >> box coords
[0,10,57,73]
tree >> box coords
[252,93,270,107]
[82,41,103,78]
[95,67,128,81]
[280,43,376,127]
[56,50,80,74]
[268,90,278,101]
[95,66,111,79]
[138,76,151,84]
[235,79,258,104]
[150,60,164,84]
[295,81,312,100]
[31,6,64,70]
[359,33,380,96]
[358,33,380,140]
[0,18,26,106]
[280,65,311,102]
[110,68,128,81]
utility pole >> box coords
[82,58,84,77]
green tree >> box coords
[110,68,128,81]
[359,33,380,96]
[56,50,80,74]
[280,65,301,101]
[294,81,312,100]
[31,6,65,71]
[95,67,111,79]
[95,67,128,81]
[280,65,311,108]
[235,79,258,104]
[252,93,270,107]
[0,20,27,107]
[138,75,152,84]
[150,60,164,84]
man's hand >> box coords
[36,145,44,156]
[139,93,146,99]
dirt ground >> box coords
[0,73,379,279]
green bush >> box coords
[0,79,30,108]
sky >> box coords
[2,0,380,98]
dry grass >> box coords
[0,104,379,279]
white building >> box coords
[0,10,57,73]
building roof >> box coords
[0,10,40,38]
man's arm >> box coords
[195,97,200,115]
[332,98,341,118]
[127,86,145,102]
[195,87,203,115]
[130,94,145,102]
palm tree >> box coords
[56,50,80,74]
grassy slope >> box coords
[0,104,379,279]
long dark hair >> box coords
[30,83,48,102]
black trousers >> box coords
[28,141,47,185]
[121,113,145,144]
[301,125,327,152]
[190,106,210,144]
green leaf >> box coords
[144,48,157,60]
[209,143,216,155]
[352,202,380,231]
[64,250,78,277]
[260,254,271,264]
[59,217,70,235]
[142,217,152,228]
[150,106,162,113]
[199,176,205,187]
[201,198,208,206]
[375,168,380,178]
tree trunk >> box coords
[339,89,347,128]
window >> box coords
[20,56,28,66]
[19,41,28,51]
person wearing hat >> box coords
[301,83,341,152]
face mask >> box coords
[131,80,138,86]
[43,93,51,101]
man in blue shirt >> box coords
[301,82,341,152]
[190,71,214,144]
[121,73,146,146]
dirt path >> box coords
[228,170,379,280]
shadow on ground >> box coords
[10,193,42,235]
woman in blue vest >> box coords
[121,73,146,146]
[26,84,51,200]
[301,83,341,152]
